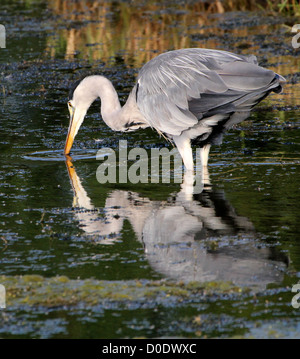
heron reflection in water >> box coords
[65,159,287,290]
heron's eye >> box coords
[68,101,72,108]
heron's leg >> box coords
[200,144,211,168]
[178,170,195,201]
[173,135,194,171]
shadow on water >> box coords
[66,159,287,291]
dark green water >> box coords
[0,0,299,338]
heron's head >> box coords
[64,77,98,155]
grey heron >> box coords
[64,48,286,170]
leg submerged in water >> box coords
[200,144,211,168]
[173,135,194,172]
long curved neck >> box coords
[87,76,122,130]
[75,75,146,132]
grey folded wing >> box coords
[136,48,279,137]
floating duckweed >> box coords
[54,276,70,283]
[1,275,248,308]
[22,275,44,283]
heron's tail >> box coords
[272,74,286,94]
[277,74,287,85]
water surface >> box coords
[0,0,299,339]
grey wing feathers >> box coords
[136,48,278,137]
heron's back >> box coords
[136,48,286,145]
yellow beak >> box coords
[64,105,86,155]
[64,107,76,155]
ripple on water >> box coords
[23,149,104,162]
